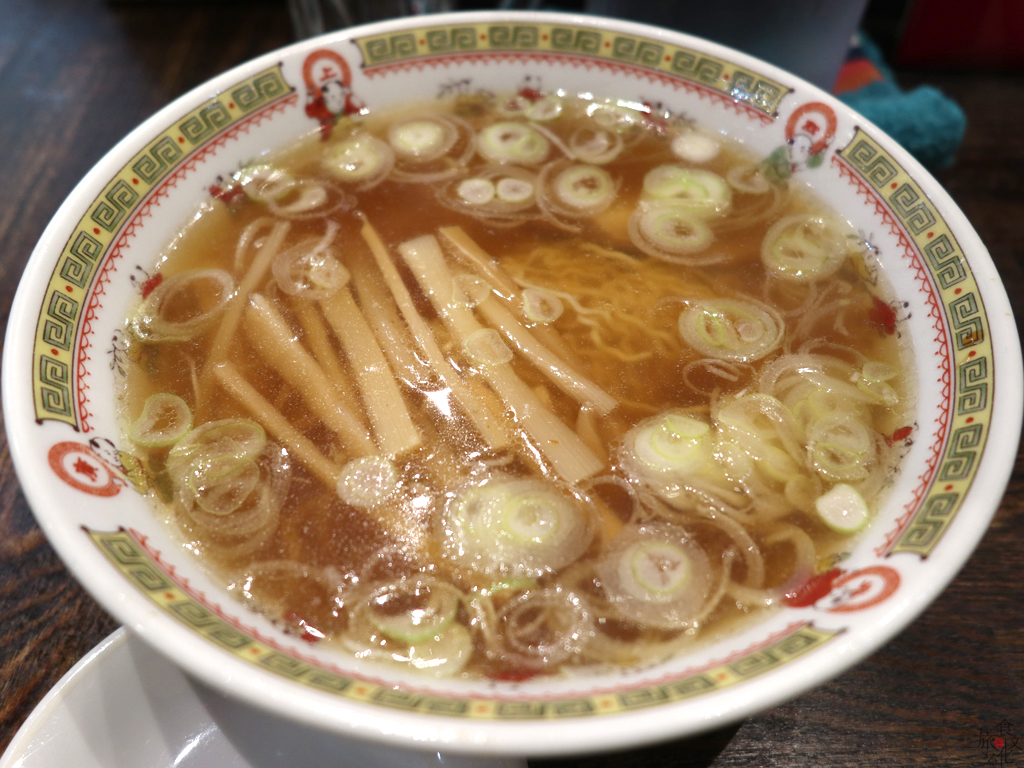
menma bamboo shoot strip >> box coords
[213,361,344,488]
[213,361,425,552]
[347,248,432,386]
[290,298,369,423]
[397,234,605,485]
[359,217,510,450]
[438,226,584,367]
[244,294,376,457]
[474,291,617,415]
[208,220,290,367]
[438,225,520,298]
[319,287,422,457]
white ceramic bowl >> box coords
[4,10,1021,758]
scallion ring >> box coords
[641,166,731,218]
[477,122,550,165]
[336,456,400,509]
[628,202,715,263]
[551,164,615,214]
[129,269,235,343]
[387,117,456,161]
[323,134,395,188]
[761,214,850,283]
[521,287,563,324]
[678,298,784,362]
[670,131,719,164]
[129,393,192,448]
[235,164,296,203]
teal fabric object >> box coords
[838,36,966,170]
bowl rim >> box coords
[4,8,1021,757]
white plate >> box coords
[0,629,527,768]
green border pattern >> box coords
[353,22,789,118]
[89,527,838,719]
[837,128,993,557]
[32,65,294,430]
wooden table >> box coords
[1,1,1021,764]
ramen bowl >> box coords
[3,10,1020,758]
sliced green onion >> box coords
[270,181,327,214]
[365,579,460,643]
[388,118,455,161]
[167,419,267,489]
[176,419,266,462]
[323,134,395,187]
[596,523,713,629]
[478,578,538,597]
[670,132,719,164]
[267,180,352,220]
[236,164,296,202]
[678,299,784,362]
[464,328,512,366]
[628,202,714,262]
[496,176,534,202]
[451,273,492,308]
[188,457,260,516]
[661,412,712,441]
[587,102,642,134]
[552,164,615,213]
[630,412,709,473]
[443,479,594,579]
[503,491,563,543]
[715,393,804,483]
[129,393,192,448]
[815,483,869,533]
[477,122,549,165]
[808,415,872,482]
[525,94,563,122]
[857,377,899,406]
[857,361,900,405]
[336,456,399,509]
[498,588,593,665]
[761,215,850,283]
[726,164,771,194]
[404,623,472,677]
[457,178,496,205]
[862,361,898,382]
[130,269,235,343]
[641,166,731,218]
[522,287,563,324]
[272,241,350,299]
[625,540,693,597]
[755,444,801,482]
[183,481,274,538]
[438,166,538,219]
[568,128,622,165]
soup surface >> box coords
[117,91,914,680]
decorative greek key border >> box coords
[32,66,295,431]
[353,22,790,119]
[836,128,993,557]
[88,527,838,718]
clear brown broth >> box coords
[118,94,913,679]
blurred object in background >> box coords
[583,0,870,90]
[835,33,966,169]
[894,0,1024,69]
[288,0,454,38]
